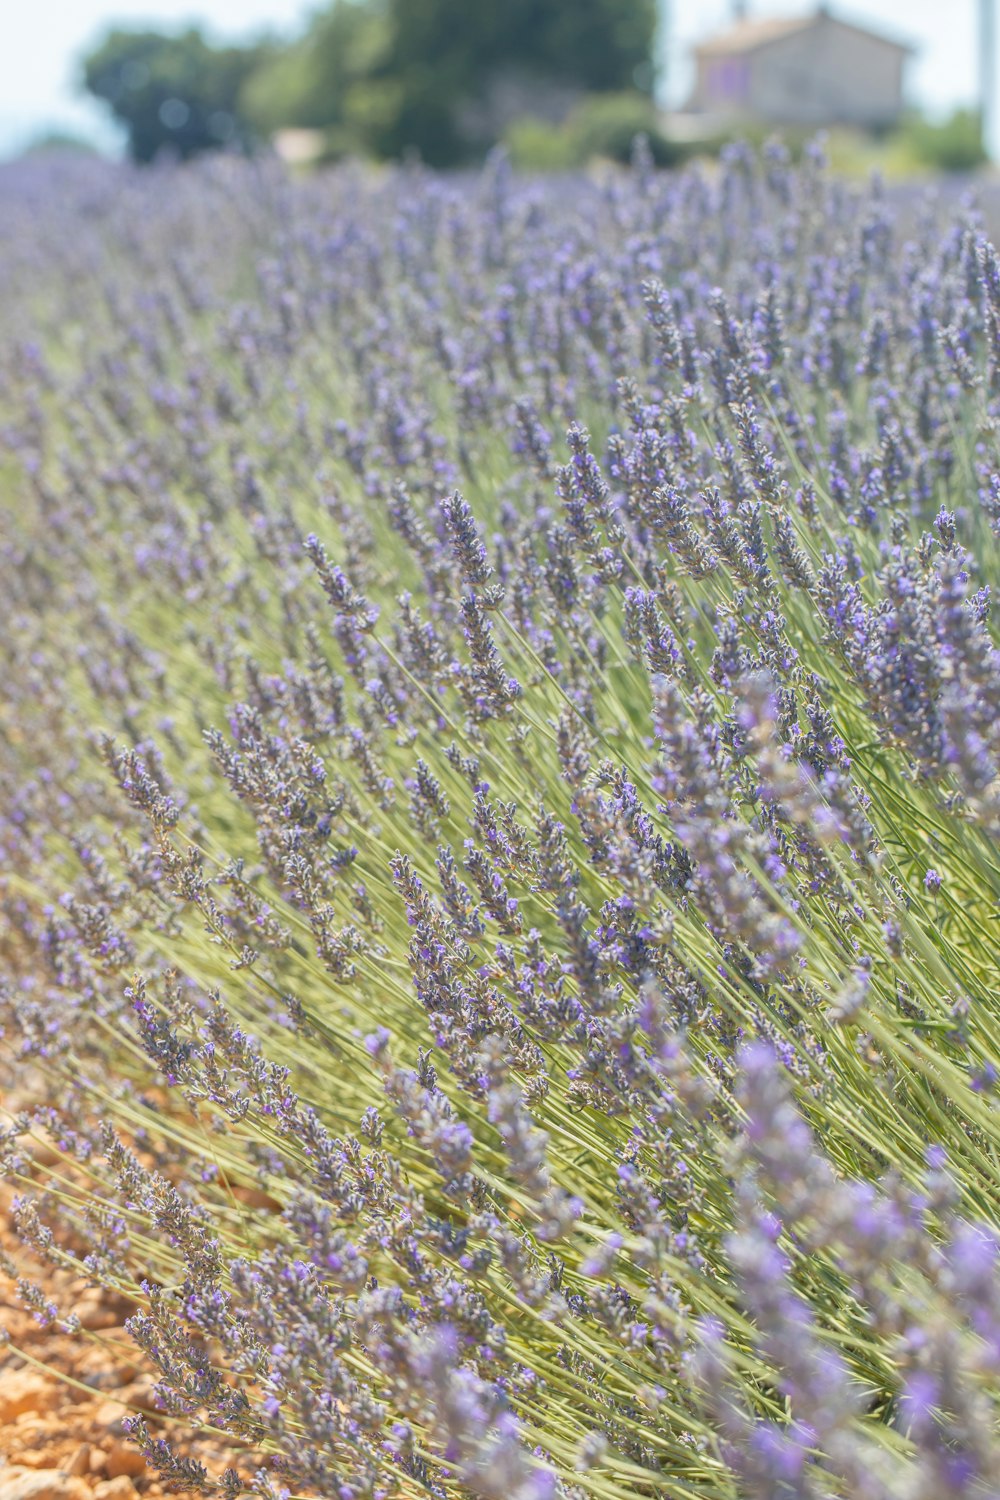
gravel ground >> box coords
[1,1158,232,1497]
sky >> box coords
[0,0,988,160]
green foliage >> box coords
[81,27,269,163]
[685,109,989,184]
[239,0,391,138]
[506,92,682,172]
[239,0,657,166]
[504,116,580,172]
[382,0,655,96]
[82,0,658,167]
[377,0,657,163]
[19,132,100,157]
[566,92,681,167]
[901,108,987,174]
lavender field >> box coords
[4,140,1000,1499]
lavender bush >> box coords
[4,140,1000,1499]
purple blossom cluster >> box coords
[3,143,1000,1499]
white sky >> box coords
[0,0,313,154]
[0,0,988,159]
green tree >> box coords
[82,28,269,163]
[386,0,655,94]
[377,0,657,163]
[239,0,391,141]
[903,109,988,174]
[239,0,657,166]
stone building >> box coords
[688,6,911,129]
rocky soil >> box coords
[1,1183,217,1500]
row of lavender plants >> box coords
[3,141,1000,1500]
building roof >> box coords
[694,8,913,59]
[695,15,813,56]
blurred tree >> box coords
[903,108,988,174]
[84,0,658,167]
[241,0,657,165]
[20,132,100,157]
[240,0,391,141]
[385,0,655,94]
[375,0,658,162]
[506,91,681,173]
[82,28,270,162]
